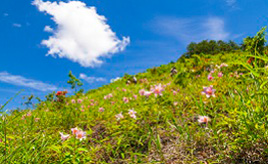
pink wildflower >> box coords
[139,89,145,96]
[122,88,127,92]
[71,99,76,103]
[59,132,70,141]
[104,93,113,100]
[220,63,228,68]
[165,82,171,86]
[34,118,40,122]
[133,94,138,99]
[71,127,79,135]
[139,89,152,97]
[27,112,32,117]
[115,112,124,120]
[77,99,83,104]
[201,85,216,98]
[144,91,152,97]
[21,115,26,120]
[128,109,137,119]
[218,72,223,77]
[174,102,178,106]
[75,130,86,141]
[207,74,214,81]
[123,97,129,103]
[198,116,210,124]
[173,90,177,95]
[99,107,105,112]
[151,84,164,97]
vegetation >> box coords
[183,40,241,58]
[1,28,268,163]
[67,71,84,93]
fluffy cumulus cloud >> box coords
[44,25,53,32]
[79,73,106,84]
[152,16,231,44]
[0,72,57,92]
[32,0,130,67]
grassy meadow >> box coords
[2,30,268,163]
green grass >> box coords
[1,51,268,163]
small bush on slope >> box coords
[2,30,268,163]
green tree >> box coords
[184,40,241,58]
[242,27,267,55]
[67,71,83,93]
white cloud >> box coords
[226,0,236,7]
[0,72,57,92]
[79,73,106,83]
[44,25,53,32]
[13,23,22,28]
[152,16,230,44]
[203,17,230,40]
[32,0,130,67]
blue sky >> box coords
[0,0,268,110]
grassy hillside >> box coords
[2,36,268,163]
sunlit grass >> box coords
[1,51,268,163]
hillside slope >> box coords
[1,50,268,163]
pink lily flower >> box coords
[59,132,70,141]
[198,116,210,124]
[207,74,214,81]
[123,97,129,103]
[220,63,228,68]
[75,130,87,141]
[133,94,138,99]
[115,112,124,120]
[77,99,83,104]
[151,84,164,97]
[201,85,216,98]
[218,72,223,77]
[71,127,79,135]
[99,107,104,112]
[128,109,137,119]
[139,89,145,96]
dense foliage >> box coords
[1,28,268,163]
[183,40,241,58]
